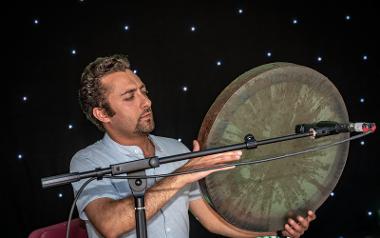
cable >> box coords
[65,131,372,237]
[66,177,96,238]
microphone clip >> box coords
[296,121,347,139]
[244,134,258,149]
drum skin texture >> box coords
[198,62,349,231]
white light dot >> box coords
[266,52,272,57]
[17,154,23,160]
[360,140,365,146]
[292,19,298,24]
[362,55,368,60]
[330,192,335,197]
[345,15,351,20]
[22,96,28,101]
[124,25,129,31]
[34,19,39,24]
[238,9,243,14]
[71,49,76,55]
[58,193,63,198]
[133,69,138,74]
[177,138,182,142]
[216,60,222,66]
[166,227,171,232]
[191,26,196,32]
[182,86,188,92]
[360,97,365,103]
[368,211,372,216]
[68,124,73,129]
[317,57,322,62]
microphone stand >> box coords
[41,131,314,238]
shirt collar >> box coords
[102,133,163,157]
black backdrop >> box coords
[8,1,379,237]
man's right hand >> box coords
[178,140,242,185]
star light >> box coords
[22,96,28,102]
[34,19,39,24]
[68,124,73,129]
[71,49,76,55]
[292,18,298,24]
[191,26,196,32]
[266,52,272,57]
[133,69,138,74]
[182,86,188,92]
[345,15,351,20]
[17,154,23,160]
[330,192,335,197]
[317,57,322,62]
[367,211,373,216]
[177,138,182,142]
[124,25,129,31]
[360,97,365,103]
[58,193,63,198]
[238,9,243,14]
[216,60,222,66]
[362,55,368,60]
[360,140,365,146]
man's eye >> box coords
[124,96,134,101]
[143,90,149,95]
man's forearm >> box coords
[190,198,278,238]
[88,175,186,238]
[197,210,278,238]
[212,222,277,238]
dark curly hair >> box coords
[79,54,131,131]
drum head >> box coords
[198,62,349,231]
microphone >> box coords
[295,121,376,138]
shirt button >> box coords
[166,227,171,232]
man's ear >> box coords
[93,107,111,123]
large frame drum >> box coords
[198,62,349,231]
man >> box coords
[70,54,316,238]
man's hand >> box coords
[279,211,316,238]
[178,140,242,185]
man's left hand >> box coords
[279,210,316,238]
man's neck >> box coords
[107,131,155,157]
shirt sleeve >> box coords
[70,154,122,220]
[189,181,202,201]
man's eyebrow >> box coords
[120,85,146,96]
[120,88,137,96]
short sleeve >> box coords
[188,181,202,201]
[70,155,122,220]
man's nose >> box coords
[140,92,151,108]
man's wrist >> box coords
[256,231,288,238]
[276,230,288,238]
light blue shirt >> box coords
[70,134,202,238]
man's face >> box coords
[100,70,155,137]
